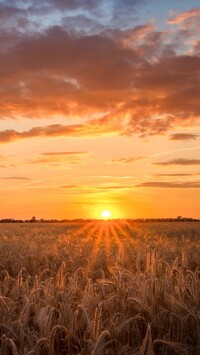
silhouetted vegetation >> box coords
[0,216,199,223]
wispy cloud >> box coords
[61,185,79,189]
[0,120,122,144]
[151,146,200,158]
[168,8,200,26]
[27,151,89,165]
[154,173,198,177]
[94,185,133,190]
[42,151,88,156]
[110,156,143,164]
[61,184,134,191]
[154,158,200,166]
[137,181,200,188]
[88,175,134,179]
[0,176,30,180]
[169,133,198,140]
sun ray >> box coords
[90,223,105,270]
[74,220,97,238]
[104,223,112,263]
[109,223,124,257]
[80,222,100,243]
[112,221,134,245]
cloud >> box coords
[193,39,200,55]
[69,180,200,191]
[154,158,200,166]
[169,133,198,140]
[0,4,199,138]
[42,151,88,156]
[61,184,134,191]
[154,173,197,177]
[136,181,200,188]
[0,119,122,144]
[87,175,134,179]
[110,156,143,164]
[0,0,147,38]
[168,8,200,27]
[49,0,96,10]
[61,185,79,189]
[115,25,154,47]
[0,176,30,180]
[94,185,133,190]
[27,151,89,165]
[0,4,28,35]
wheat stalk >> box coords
[140,323,154,355]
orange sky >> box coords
[0,0,200,219]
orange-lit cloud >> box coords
[60,185,79,189]
[0,176,30,180]
[94,185,133,190]
[154,158,200,166]
[0,120,122,144]
[110,157,143,164]
[168,8,200,26]
[0,19,199,136]
[154,173,199,177]
[169,133,198,140]
[61,184,134,191]
[137,181,200,188]
[27,151,89,165]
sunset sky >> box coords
[0,0,200,219]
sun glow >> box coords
[101,210,111,219]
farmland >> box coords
[0,221,200,354]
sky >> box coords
[0,0,200,219]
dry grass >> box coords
[0,221,200,354]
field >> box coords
[0,221,200,354]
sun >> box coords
[101,210,111,219]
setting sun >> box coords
[101,210,111,219]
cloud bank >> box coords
[0,1,199,138]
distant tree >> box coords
[30,216,37,223]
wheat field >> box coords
[0,221,200,354]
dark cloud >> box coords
[0,30,199,135]
[170,133,198,140]
[0,3,199,137]
[137,181,200,188]
[193,39,200,55]
[0,0,145,36]
[61,14,105,35]
[154,158,200,166]
[50,0,97,10]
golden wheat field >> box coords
[0,221,200,355]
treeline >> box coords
[129,217,200,222]
[0,216,199,223]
